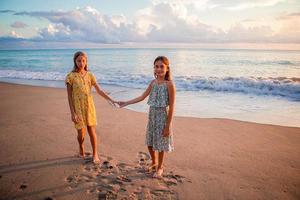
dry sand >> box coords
[0,82,299,200]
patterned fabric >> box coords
[146,81,174,152]
[65,71,97,129]
[147,81,169,107]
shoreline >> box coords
[1,79,299,128]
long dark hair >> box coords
[73,51,88,72]
[153,56,172,81]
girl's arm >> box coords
[163,81,176,136]
[67,84,81,123]
[93,83,115,103]
[67,84,75,114]
[120,80,154,107]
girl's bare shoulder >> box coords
[165,80,175,87]
[149,79,156,86]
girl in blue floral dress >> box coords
[119,56,176,178]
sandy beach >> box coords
[0,82,299,200]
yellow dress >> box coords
[65,71,97,129]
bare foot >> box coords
[79,145,85,159]
[153,167,164,178]
[92,155,101,164]
[147,163,158,172]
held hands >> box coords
[106,99,129,108]
[107,99,119,108]
[117,101,129,108]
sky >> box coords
[0,0,300,49]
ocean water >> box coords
[0,48,299,127]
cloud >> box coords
[0,10,15,13]
[277,12,300,20]
[8,30,23,38]
[10,21,28,28]
[0,2,299,45]
[225,23,273,42]
[150,0,286,10]
[287,12,300,17]
[207,0,286,10]
[134,2,223,42]
[272,12,300,43]
[14,7,143,43]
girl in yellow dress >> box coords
[65,51,116,164]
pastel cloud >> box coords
[206,0,286,10]
[0,0,299,45]
[134,2,223,42]
[273,12,300,43]
[9,30,23,38]
[10,21,28,28]
[14,7,142,43]
[151,0,286,10]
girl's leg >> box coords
[158,151,165,170]
[87,126,100,163]
[147,146,157,172]
[153,151,165,178]
[147,146,157,165]
[77,128,86,157]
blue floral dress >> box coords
[146,80,174,152]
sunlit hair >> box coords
[153,56,172,81]
[73,51,88,72]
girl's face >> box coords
[154,60,168,79]
[75,55,87,71]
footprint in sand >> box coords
[66,175,80,189]
[86,186,99,194]
[66,175,74,183]
[116,162,133,173]
[150,189,179,199]
[64,154,189,199]
[79,174,94,183]
[131,186,155,199]
[83,165,92,172]
[101,160,120,175]
[102,161,113,169]
[137,152,151,166]
[98,190,117,199]
[44,197,54,200]
[19,184,27,190]
[116,175,132,183]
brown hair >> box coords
[73,51,88,72]
[153,56,172,81]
